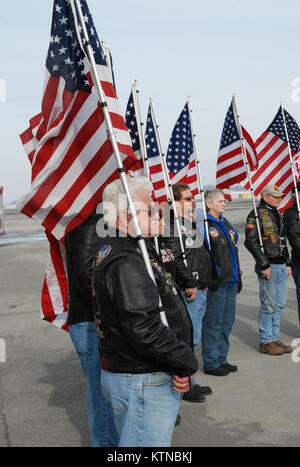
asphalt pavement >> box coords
[0,204,299,447]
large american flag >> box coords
[18,0,137,329]
[166,102,199,195]
[125,89,145,176]
[18,0,136,241]
[216,99,257,190]
[145,104,168,202]
[244,107,300,212]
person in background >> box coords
[283,181,300,325]
[162,183,214,400]
[201,189,241,376]
[245,184,292,355]
[65,211,118,447]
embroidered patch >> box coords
[95,245,112,266]
[228,229,236,244]
[185,237,194,247]
[209,227,219,237]
[247,223,255,229]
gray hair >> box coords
[204,189,224,210]
[102,176,152,225]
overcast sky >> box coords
[1,0,300,203]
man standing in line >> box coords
[92,176,198,447]
[245,184,293,355]
[163,183,214,399]
[65,211,118,447]
[283,181,300,326]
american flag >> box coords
[244,106,300,212]
[18,0,137,329]
[145,104,168,202]
[166,102,199,195]
[216,99,257,190]
[124,89,145,176]
[18,0,136,241]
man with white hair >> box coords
[245,184,292,355]
[92,176,198,447]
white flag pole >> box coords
[131,81,150,180]
[232,95,264,253]
[71,0,168,326]
[149,99,188,267]
[187,97,210,250]
[281,103,300,221]
[101,41,113,85]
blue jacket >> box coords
[204,213,240,287]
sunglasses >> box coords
[181,196,194,201]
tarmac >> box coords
[0,202,300,447]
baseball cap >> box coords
[260,184,285,198]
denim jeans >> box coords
[101,371,181,447]
[292,262,300,324]
[69,322,118,447]
[182,289,207,347]
[256,263,287,344]
[201,283,238,370]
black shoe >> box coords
[175,414,181,426]
[204,366,229,376]
[182,387,206,403]
[221,362,238,372]
[192,383,212,395]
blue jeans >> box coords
[292,262,300,324]
[256,263,287,344]
[201,283,238,370]
[101,371,181,447]
[182,289,207,347]
[69,322,118,447]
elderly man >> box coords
[283,181,300,325]
[92,176,198,447]
[245,184,292,355]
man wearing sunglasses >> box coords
[162,183,214,403]
[245,184,292,356]
[92,176,198,447]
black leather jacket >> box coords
[162,215,213,290]
[245,199,291,270]
[92,232,198,377]
[283,202,300,263]
[65,210,101,325]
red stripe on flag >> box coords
[22,106,105,219]
[31,90,90,182]
[42,75,61,128]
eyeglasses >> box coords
[181,196,194,201]
[135,205,159,217]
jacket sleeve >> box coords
[104,253,198,376]
[284,209,300,258]
[244,212,270,270]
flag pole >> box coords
[131,83,160,254]
[281,103,300,221]
[149,99,188,267]
[131,81,150,180]
[187,97,210,249]
[101,41,113,82]
[232,95,264,253]
[71,0,168,326]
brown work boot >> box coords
[259,342,284,355]
[274,339,293,353]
